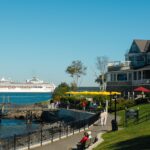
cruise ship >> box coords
[0,77,56,93]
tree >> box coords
[95,75,107,90]
[95,75,103,85]
[95,56,108,91]
[70,82,77,91]
[52,82,70,101]
[66,60,87,89]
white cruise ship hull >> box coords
[0,77,56,93]
[0,88,53,93]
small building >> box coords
[106,39,150,93]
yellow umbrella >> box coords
[111,91,121,95]
[66,91,121,95]
[66,91,121,96]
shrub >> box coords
[59,96,82,109]
[135,98,149,105]
[110,98,135,111]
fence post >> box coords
[14,134,16,150]
[59,122,61,139]
[51,127,54,142]
[73,122,74,135]
[40,128,43,146]
[79,121,81,132]
[66,123,68,137]
[8,138,10,150]
[28,132,30,149]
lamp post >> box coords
[114,94,117,122]
[109,91,112,113]
[111,94,118,131]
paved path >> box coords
[31,114,115,150]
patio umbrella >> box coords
[66,91,121,96]
[134,86,150,93]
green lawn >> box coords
[94,104,150,150]
[118,103,150,126]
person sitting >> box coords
[77,132,89,149]
[87,131,98,144]
[87,131,92,140]
[80,132,89,143]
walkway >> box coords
[31,114,115,150]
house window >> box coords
[147,54,150,64]
[111,74,113,81]
[129,56,134,61]
[114,74,116,81]
[143,70,150,79]
[106,74,111,82]
[128,73,132,81]
[117,73,127,81]
[136,55,144,61]
[138,71,141,80]
[134,72,137,80]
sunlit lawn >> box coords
[94,104,150,150]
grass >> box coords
[118,103,150,126]
[94,103,150,150]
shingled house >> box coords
[106,39,150,93]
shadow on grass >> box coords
[113,135,150,150]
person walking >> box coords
[82,101,86,111]
[100,109,108,126]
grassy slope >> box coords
[94,104,150,150]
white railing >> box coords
[108,61,131,71]
[132,79,150,85]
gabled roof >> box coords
[144,40,150,52]
[134,39,150,52]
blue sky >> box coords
[0,0,150,86]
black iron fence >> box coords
[124,109,150,127]
[0,112,100,150]
[137,111,150,124]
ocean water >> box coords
[0,119,40,138]
[0,92,52,105]
[0,93,52,138]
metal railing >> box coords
[0,112,100,150]
[124,110,150,127]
